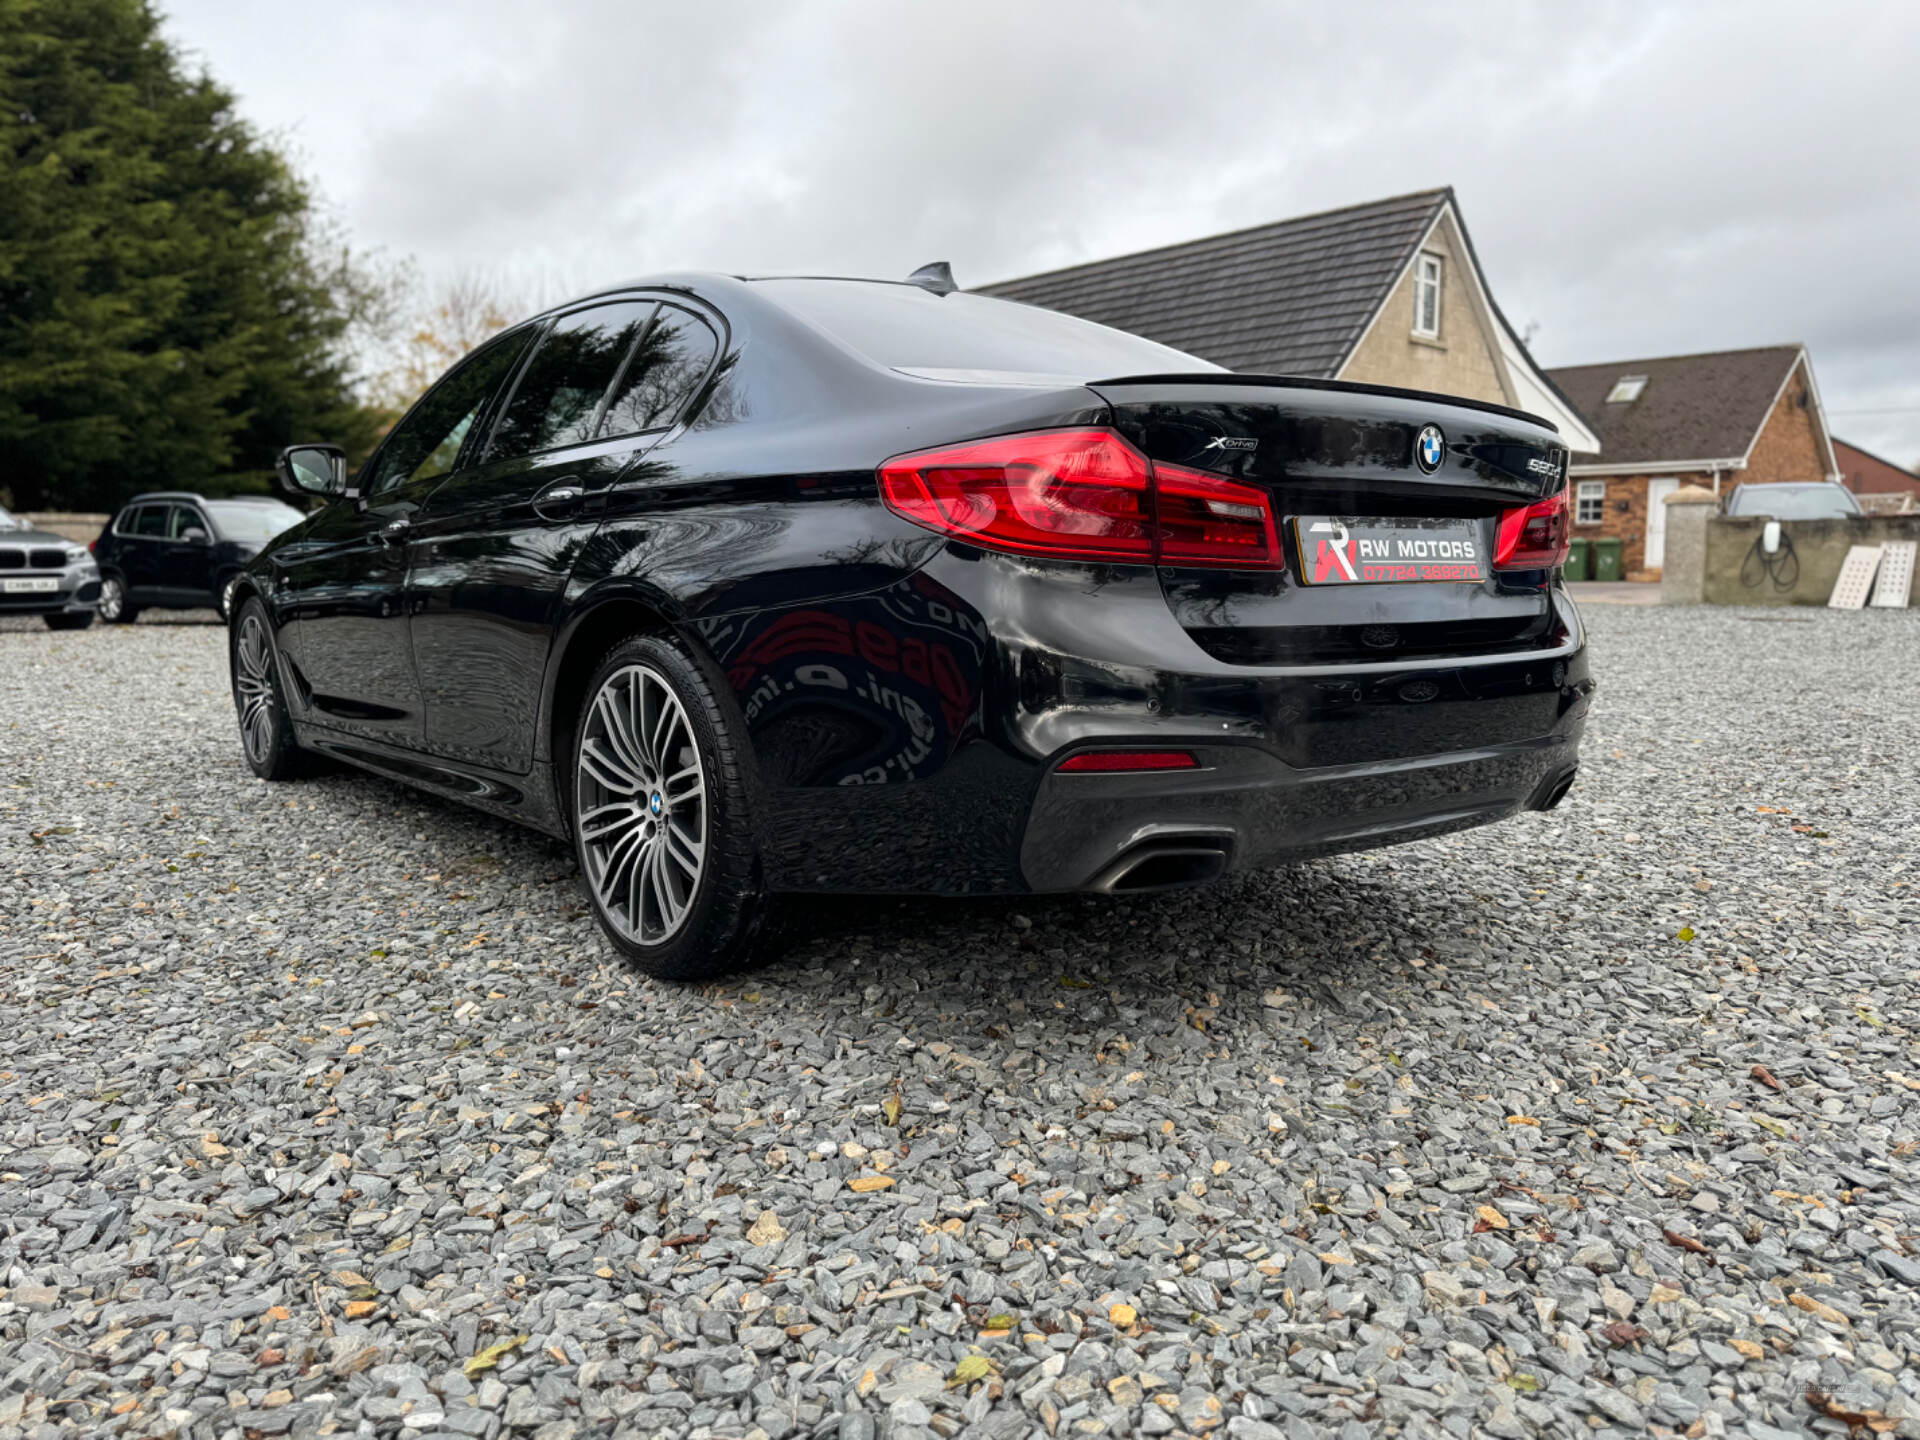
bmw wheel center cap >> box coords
[1415,424,1445,473]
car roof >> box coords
[120,492,292,506]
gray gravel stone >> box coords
[2,603,1918,1440]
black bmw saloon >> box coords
[234,271,1590,978]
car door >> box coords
[161,502,217,601]
[407,299,667,772]
[272,325,538,745]
[119,505,170,598]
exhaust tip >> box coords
[1530,768,1578,811]
[1094,839,1230,893]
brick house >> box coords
[1834,438,1919,512]
[1546,346,1840,579]
[978,188,1601,454]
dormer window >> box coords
[1605,375,1647,404]
[1412,253,1442,338]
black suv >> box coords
[93,493,306,623]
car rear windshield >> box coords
[753,278,1220,385]
[205,501,305,542]
[1728,486,1859,520]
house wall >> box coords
[1741,360,1832,484]
[1337,213,1511,406]
[1836,442,1920,498]
[1567,471,1710,578]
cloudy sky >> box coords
[163,0,1920,465]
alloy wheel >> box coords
[575,663,708,945]
[234,614,277,765]
[99,576,124,621]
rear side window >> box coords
[129,506,169,537]
[488,301,657,462]
[167,506,205,539]
[599,305,718,437]
[752,279,1219,384]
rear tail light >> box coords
[1056,749,1199,773]
[1152,462,1283,568]
[1492,486,1571,571]
[87,539,97,554]
[878,428,1282,569]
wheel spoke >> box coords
[579,737,641,795]
[578,801,635,844]
[596,684,647,779]
[595,824,647,911]
[662,817,703,880]
[663,761,701,801]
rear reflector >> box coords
[1056,750,1199,773]
[1493,485,1571,570]
[879,428,1282,569]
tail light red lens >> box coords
[1056,750,1199,773]
[1153,462,1283,567]
[878,429,1282,569]
[1492,486,1571,571]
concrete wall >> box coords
[1338,211,1512,406]
[19,513,109,546]
[1699,513,1920,606]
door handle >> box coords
[532,480,585,520]
[378,516,410,545]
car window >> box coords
[599,304,720,437]
[130,506,169,537]
[1729,486,1858,520]
[204,501,305,542]
[167,505,205,539]
[486,301,657,463]
[751,278,1219,383]
[368,326,539,495]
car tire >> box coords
[44,613,95,631]
[229,598,313,780]
[98,573,139,624]
[570,632,777,981]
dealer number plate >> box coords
[2,577,60,594]
[1293,516,1485,585]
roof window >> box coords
[1605,375,1647,404]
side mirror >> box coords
[181,527,210,545]
[277,443,350,501]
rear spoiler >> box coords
[1090,372,1559,434]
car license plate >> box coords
[2,577,60,594]
[1292,516,1485,585]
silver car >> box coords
[0,504,100,630]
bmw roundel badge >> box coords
[1415,424,1445,474]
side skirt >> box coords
[294,722,570,839]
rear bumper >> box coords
[745,554,1591,895]
[1020,722,1583,891]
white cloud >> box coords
[162,0,1920,462]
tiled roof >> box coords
[1547,346,1804,466]
[976,190,1450,378]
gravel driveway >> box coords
[3,604,1917,1440]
